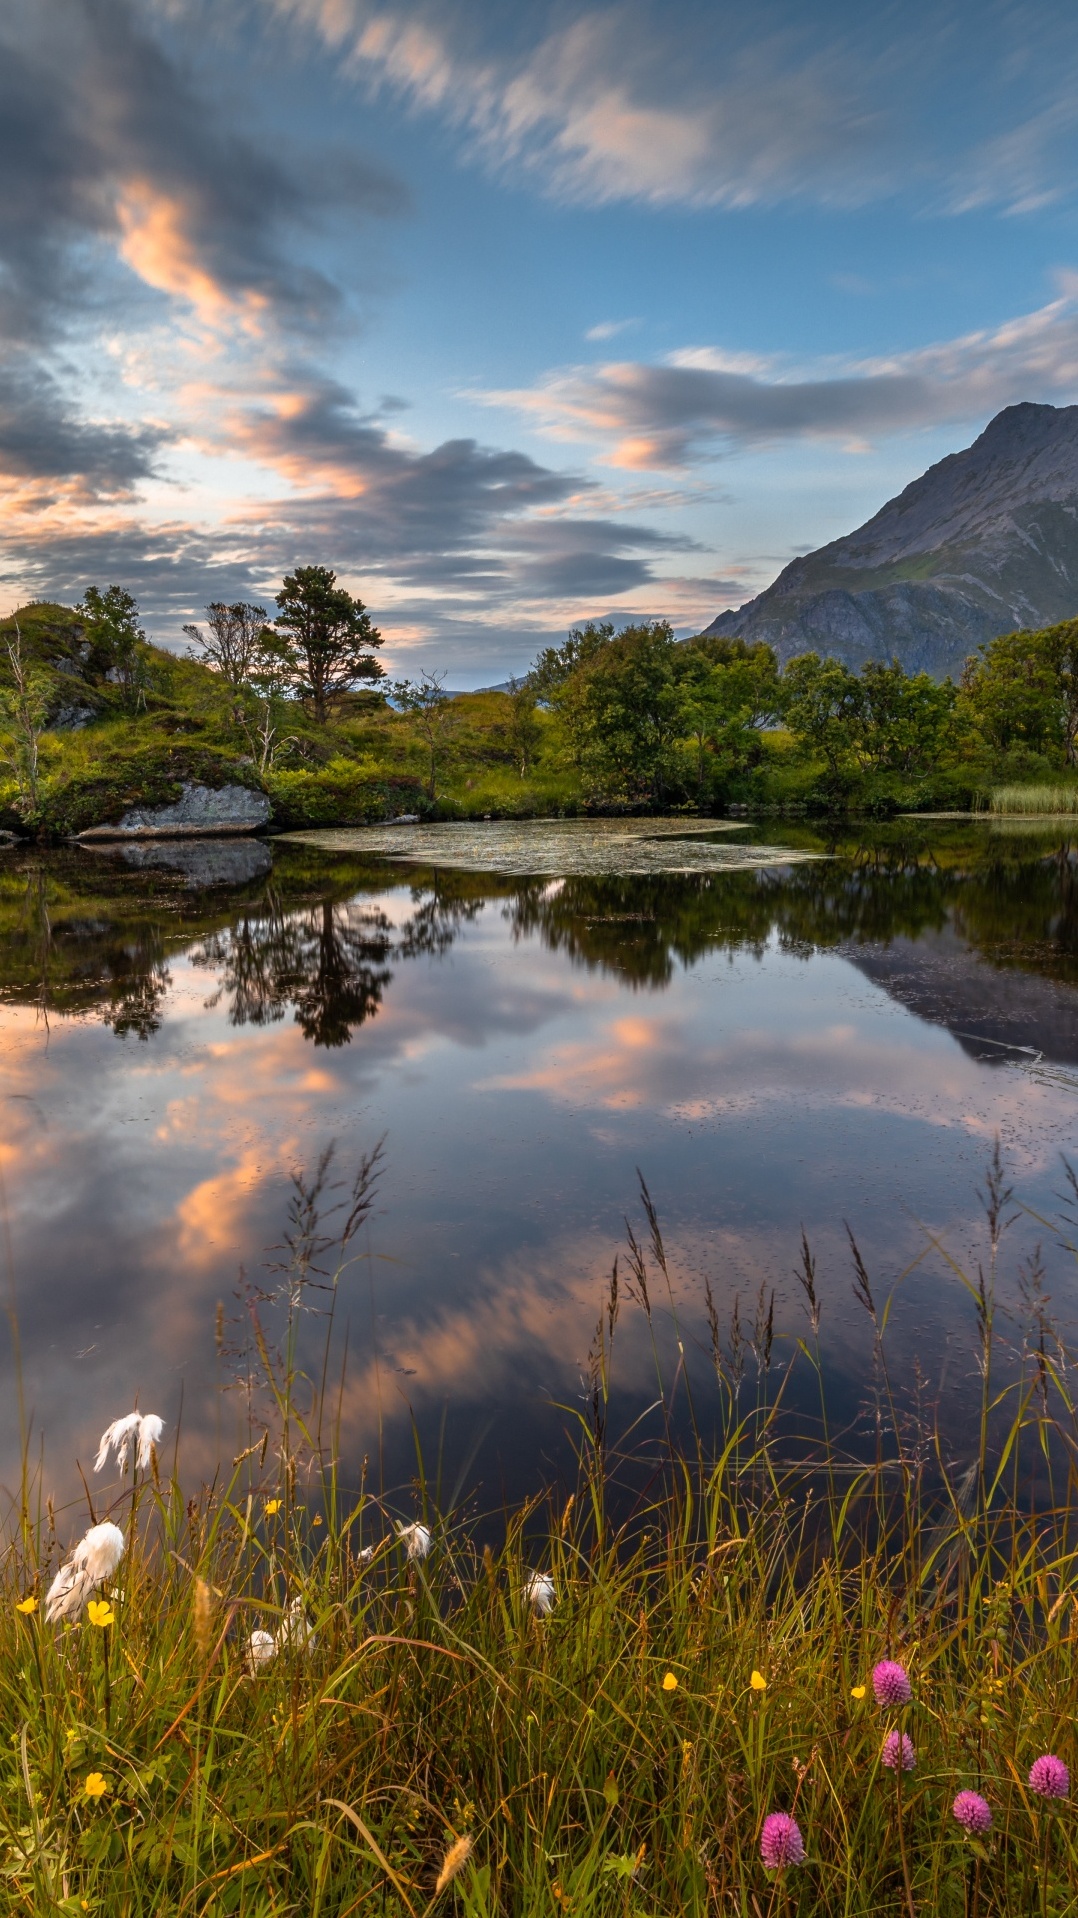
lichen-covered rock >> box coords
[76,782,271,839]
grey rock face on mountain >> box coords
[705,403,1078,677]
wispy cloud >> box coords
[472,293,1078,468]
[250,0,1078,217]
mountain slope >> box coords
[704,403,1078,677]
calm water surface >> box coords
[3,817,1078,1509]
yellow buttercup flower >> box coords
[15,1596,37,1614]
[264,1499,281,1516]
[750,1670,768,1691]
[662,1671,679,1691]
[87,1600,115,1629]
[851,1684,867,1700]
[84,1773,109,1799]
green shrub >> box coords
[266,760,428,828]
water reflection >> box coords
[4,820,1078,1509]
[4,823,1078,1036]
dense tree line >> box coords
[7,552,1078,822]
[522,615,1078,803]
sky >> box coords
[4,1,1078,682]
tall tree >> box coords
[75,585,147,711]
[557,621,684,801]
[856,658,957,774]
[961,619,1078,764]
[0,623,49,818]
[781,653,863,779]
[274,566,382,722]
[182,602,269,688]
[392,672,458,800]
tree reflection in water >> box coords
[5,824,1078,1049]
[191,881,484,1046]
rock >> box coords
[76,781,271,840]
[703,402,1078,677]
[83,837,273,886]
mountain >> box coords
[703,402,1078,677]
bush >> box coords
[266,761,429,828]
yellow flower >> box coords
[662,1671,679,1691]
[15,1596,37,1615]
[312,1514,323,1526]
[86,1600,115,1629]
[84,1773,109,1800]
[750,1670,767,1691]
[850,1684,867,1700]
[264,1499,281,1516]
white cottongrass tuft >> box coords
[279,1597,316,1654]
[524,1571,556,1616]
[45,1521,125,1623]
[94,1411,165,1475]
[246,1629,277,1673]
[397,1521,431,1561]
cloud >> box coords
[0,0,406,519]
[472,292,1078,468]
[0,355,167,500]
[264,0,888,210]
[0,0,404,345]
[585,320,638,342]
[254,0,1078,218]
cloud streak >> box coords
[474,293,1078,468]
[255,0,1078,217]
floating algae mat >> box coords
[277,817,823,876]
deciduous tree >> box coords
[182,602,270,689]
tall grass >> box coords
[989,783,1078,814]
[2,1148,1078,1914]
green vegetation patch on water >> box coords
[278,817,824,876]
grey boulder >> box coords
[77,781,271,839]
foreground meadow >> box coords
[2,1149,1077,1915]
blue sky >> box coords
[4,0,1078,680]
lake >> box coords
[3,815,1078,1512]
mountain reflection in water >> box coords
[2,817,1078,1506]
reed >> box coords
[988,782,1078,814]
[2,1148,1078,1915]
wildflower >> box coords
[872,1659,912,1707]
[850,1684,866,1700]
[84,1773,109,1800]
[263,1498,281,1516]
[279,1597,316,1654]
[662,1672,679,1691]
[1028,1754,1069,1799]
[15,1596,37,1615]
[94,1412,163,1475]
[397,1521,431,1561]
[524,1572,556,1616]
[953,1791,992,1835]
[750,1670,768,1691]
[45,1522,125,1624]
[312,1514,323,1526]
[86,1599,115,1629]
[760,1811,805,1869]
[881,1731,915,1771]
[246,1629,277,1673]
[435,1833,473,1894]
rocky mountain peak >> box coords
[705,402,1078,678]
